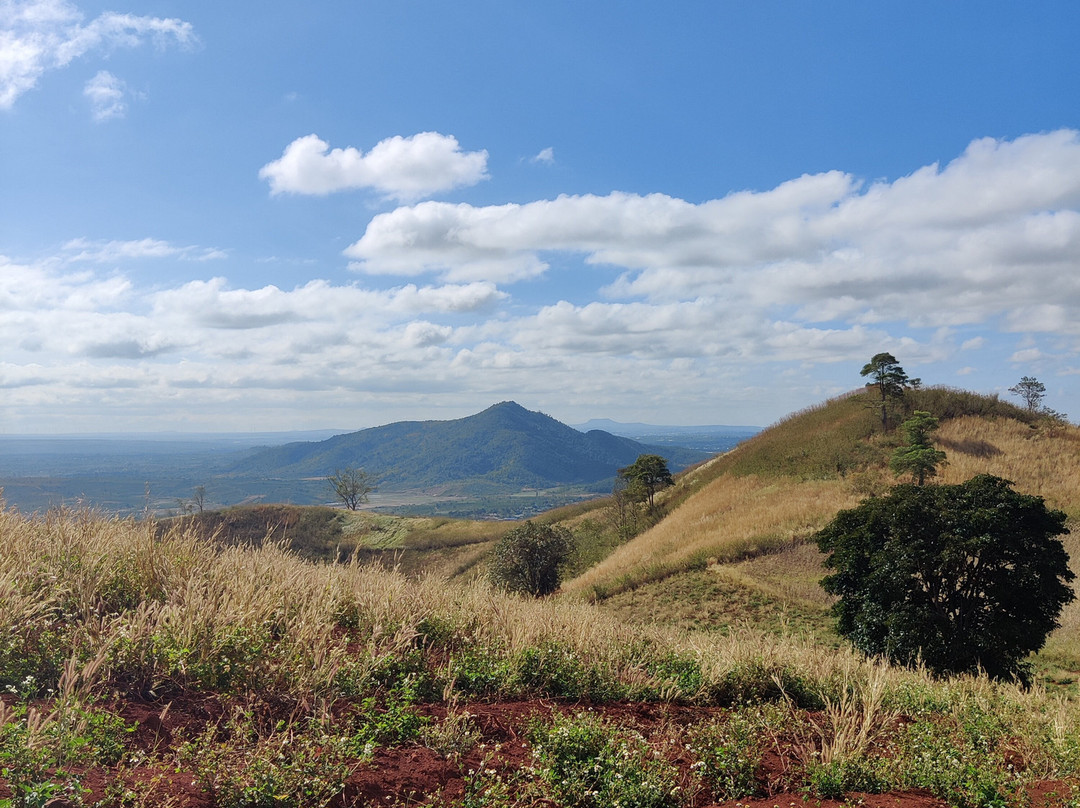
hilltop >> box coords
[557,386,1080,681]
[228,400,711,494]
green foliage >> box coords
[527,712,681,808]
[514,642,624,701]
[180,711,355,808]
[618,454,674,511]
[446,644,516,697]
[860,352,910,431]
[150,624,271,693]
[646,651,705,700]
[0,626,70,696]
[816,474,1075,680]
[0,698,132,808]
[803,757,890,800]
[888,716,1022,808]
[349,691,431,753]
[688,710,771,799]
[890,410,947,485]
[488,521,574,597]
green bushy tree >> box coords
[889,410,947,485]
[617,454,673,512]
[815,474,1074,681]
[488,521,574,597]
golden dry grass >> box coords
[562,474,859,599]
[935,416,1080,515]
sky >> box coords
[2,0,1080,434]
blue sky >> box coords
[2,1,1080,433]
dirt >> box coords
[0,695,1071,808]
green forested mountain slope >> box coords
[228,401,710,492]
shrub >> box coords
[488,521,573,597]
[528,712,681,808]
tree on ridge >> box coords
[618,454,674,513]
[889,410,947,485]
[1009,376,1047,413]
[860,352,910,431]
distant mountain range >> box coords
[228,401,713,494]
[572,418,761,438]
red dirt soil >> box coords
[0,694,1070,808]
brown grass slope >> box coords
[562,387,1080,625]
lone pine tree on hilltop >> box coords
[860,352,912,431]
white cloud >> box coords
[7,130,1080,431]
[0,0,195,109]
[1010,348,1044,364]
[346,130,1080,339]
[62,237,225,262]
[259,132,489,201]
[531,147,555,165]
[83,69,124,119]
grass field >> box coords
[1,506,1080,805]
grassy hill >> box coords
[2,480,1080,804]
[555,386,1080,687]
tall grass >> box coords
[4,506,1080,805]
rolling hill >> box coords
[227,400,711,494]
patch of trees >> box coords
[815,474,1074,682]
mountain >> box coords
[228,401,711,493]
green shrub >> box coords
[349,691,430,753]
[514,642,623,701]
[488,521,573,597]
[528,712,681,808]
[180,711,354,808]
[816,475,1074,681]
[689,710,769,800]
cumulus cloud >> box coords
[259,132,489,201]
[0,0,195,109]
[346,130,1080,337]
[7,130,1080,431]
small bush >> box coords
[488,521,573,597]
[528,712,681,808]
[689,710,770,800]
